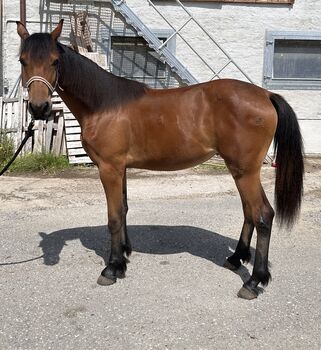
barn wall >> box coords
[2,0,320,154]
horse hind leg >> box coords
[228,167,275,299]
[224,208,254,271]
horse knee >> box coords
[108,218,122,234]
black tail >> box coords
[270,93,304,228]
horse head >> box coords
[17,20,63,120]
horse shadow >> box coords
[38,225,255,283]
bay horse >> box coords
[17,20,304,299]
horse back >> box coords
[123,79,277,170]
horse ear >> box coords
[16,21,29,40]
[51,19,64,41]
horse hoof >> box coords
[223,259,239,271]
[237,286,258,300]
[97,275,116,286]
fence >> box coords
[0,89,66,157]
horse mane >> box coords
[21,33,147,113]
[57,43,147,112]
[20,33,55,60]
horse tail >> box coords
[270,93,304,228]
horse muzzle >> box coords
[28,100,52,120]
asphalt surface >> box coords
[0,163,320,350]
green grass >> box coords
[8,153,71,174]
[1,133,71,174]
[0,133,14,167]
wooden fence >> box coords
[0,90,67,157]
[0,95,24,149]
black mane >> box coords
[22,33,147,112]
[21,33,55,61]
[57,43,147,112]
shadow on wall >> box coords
[38,225,255,283]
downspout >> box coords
[19,0,26,94]
[20,0,26,26]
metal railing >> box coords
[112,0,198,85]
[112,0,253,84]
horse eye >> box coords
[52,59,59,67]
[19,58,26,66]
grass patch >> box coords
[195,161,227,172]
[8,153,71,174]
[0,133,14,167]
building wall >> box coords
[2,0,320,153]
[126,0,321,154]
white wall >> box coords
[125,0,321,154]
[2,0,321,153]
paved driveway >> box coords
[0,162,320,349]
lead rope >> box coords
[0,120,35,176]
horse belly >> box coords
[127,135,217,171]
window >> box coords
[263,31,321,90]
[111,36,166,83]
[109,30,180,88]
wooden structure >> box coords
[63,104,91,164]
[0,91,66,156]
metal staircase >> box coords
[111,0,253,85]
[111,0,198,85]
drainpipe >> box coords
[19,0,26,96]
[20,0,26,26]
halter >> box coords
[25,70,64,95]
[26,75,57,95]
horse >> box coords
[16,20,304,300]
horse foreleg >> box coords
[97,164,131,286]
[122,170,132,256]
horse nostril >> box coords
[43,101,50,114]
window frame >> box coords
[263,31,321,90]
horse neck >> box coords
[57,48,105,122]
[56,45,146,124]
[56,88,90,124]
